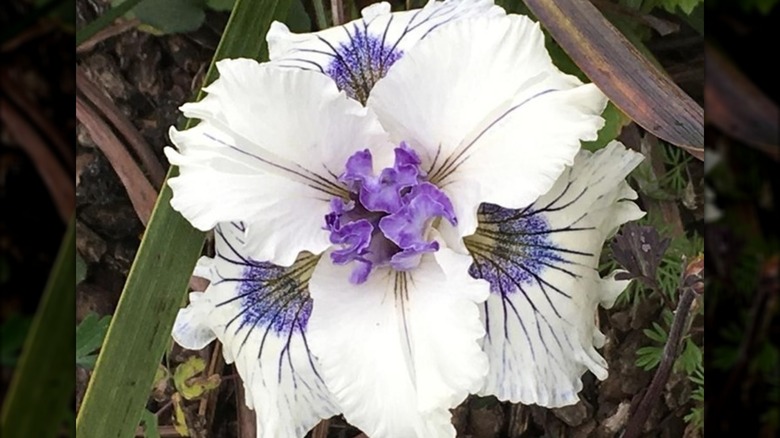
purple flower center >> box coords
[325,143,457,284]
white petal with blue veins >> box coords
[165,59,390,265]
[464,142,644,406]
[171,223,339,438]
[367,15,608,245]
[307,248,490,438]
[268,0,504,103]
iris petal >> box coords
[307,248,490,438]
[268,0,505,103]
[165,60,389,265]
[368,14,608,246]
[171,223,338,437]
[463,142,645,407]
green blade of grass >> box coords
[312,0,330,29]
[76,0,146,46]
[0,217,76,438]
[75,0,290,436]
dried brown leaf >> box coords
[0,100,74,222]
[75,96,157,225]
[705,44,779,161]
[76,66,167,187]
[525,0,704,160]
[610,223,671,286]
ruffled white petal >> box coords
[165,59,389,265]
[464,141,644,407]
[307,249,489,438]
[171,223,339,438]
[368,15,607,243]
[172,291,217,350]
[268,0,505,102]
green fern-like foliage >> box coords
[635,319,668,371]
[684,366,704,429]
[632,302,704,432]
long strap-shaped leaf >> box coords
[75,1,290,436]
[0,217,75,438]
[705,43,779,160]
[524,0,704,160]
[76,0,146,46]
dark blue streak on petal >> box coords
[208,225,324,384]
[415,0,481,40]
[319,0,479,103]
[202,132,345,198]
[469,247,574,372]
[230,221,246,233]
[325,24,403,104]
[473,259,533,359]
[276,299,312,384]
[276,59,326,74]
[467,212,571,288]
[279,0,489,101]
[465,180,596,366]
[430,89,559,184]
[393,271,417,384]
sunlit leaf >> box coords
[658,0,703,15]
[173,356,221,400]
[643,322,668,343]
[675,338,703,374]
[171,393,190,437]
[636,346,663,370]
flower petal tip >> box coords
[171,292,216,351]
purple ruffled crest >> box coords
[329,219,373,265]
[325,144,457,283]
[341,142,423,213]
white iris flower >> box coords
[165,1,645,437]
